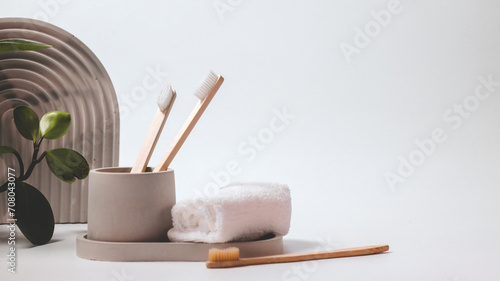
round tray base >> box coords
[76,233,283,262]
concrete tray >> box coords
[76,233,283,262]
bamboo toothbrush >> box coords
[153,71,224,172]
[131,85,176,173]
[206,245,389,268]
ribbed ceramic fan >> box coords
[0,18,119,223]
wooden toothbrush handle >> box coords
[209,245,389,268]
[153,76,223,172]
[131,92,176,173]
[249,244,390,264]
[130,110,166,173]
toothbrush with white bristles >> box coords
[153,71,224,172]
[131,84,177,173]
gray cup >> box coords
[87,167,176,242]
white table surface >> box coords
[0,224,392,281]
[2,216,497,281]
[2,0,500,280]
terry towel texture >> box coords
[167,182,291,243]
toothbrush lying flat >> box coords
[131,85,176,173]
[206,245,389,268]
[153,71,224,172]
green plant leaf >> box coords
[0,39,51,53]
[39,111,71,139]
[45,148,89,183]
[0,146,17,155]
[13,106,39,142]
[14,181,54,245]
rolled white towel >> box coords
[167,182,291,243]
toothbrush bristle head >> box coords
[157,84,174,112]
[194,70,218,100]
[208,247,240,262]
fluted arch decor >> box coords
[0,18,119,223]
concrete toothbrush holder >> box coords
[87,167,175,242]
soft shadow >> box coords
[56,222,88,235]
[283,239,392,256]
[43,239,62,245]
[14,238,63,249]
[283,239,323,254]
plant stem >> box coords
[12,150,25,179]
[35,151,47,164]
[18,137,45,181]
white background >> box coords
[1,0,500,280]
